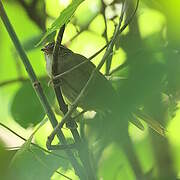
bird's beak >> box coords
[41,47,48,53]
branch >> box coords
[0,77,28,87]
[109,61,128,75]
[64,14,99,46]
[51,25,95,180]
[101,0,113,75]
[0,2,84,179]
[101,0,108,43]
[52,25,69,114]
[0,76,47,88]
[53,43,109,82]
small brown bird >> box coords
[41,42,166,180]
[41,42,165,136]
[41,42,119,113]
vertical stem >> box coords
[0,1,85,179]
[101,0,112,75]
[52,25,96,180]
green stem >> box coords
[0,1,84,179]
[52,25,95,180]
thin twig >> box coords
[53,43,109,81]
[64,29,84,47]
[0,122,67,160]
[109,61,128,75]
[64,14,99,46]
[0,77,28,87]
[72,110,87,121]
[101,0,108,43]
[101,0,112,75]
[0,76,47,88]
[29,149,72,180]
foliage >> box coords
[0,0,180,179]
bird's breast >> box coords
[45,54,53,77]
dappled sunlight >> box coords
[0,0,180,179]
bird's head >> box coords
[41,42,72,76]
[41,42,55,55]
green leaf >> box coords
[0,142,17,179]
[9,117,70,180]
[10,80,55,128]
[10,116,48,166]
[22,34,43,51]
[35,31,56,47]
[98,144,135,180]
[9,146,70,180]
[37,0,85,46]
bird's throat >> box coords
[45,53,53,77]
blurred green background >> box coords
[0,0,180,179]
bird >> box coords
[41,42,165,136]
[41,42,119,113]
[41,42,166,179]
